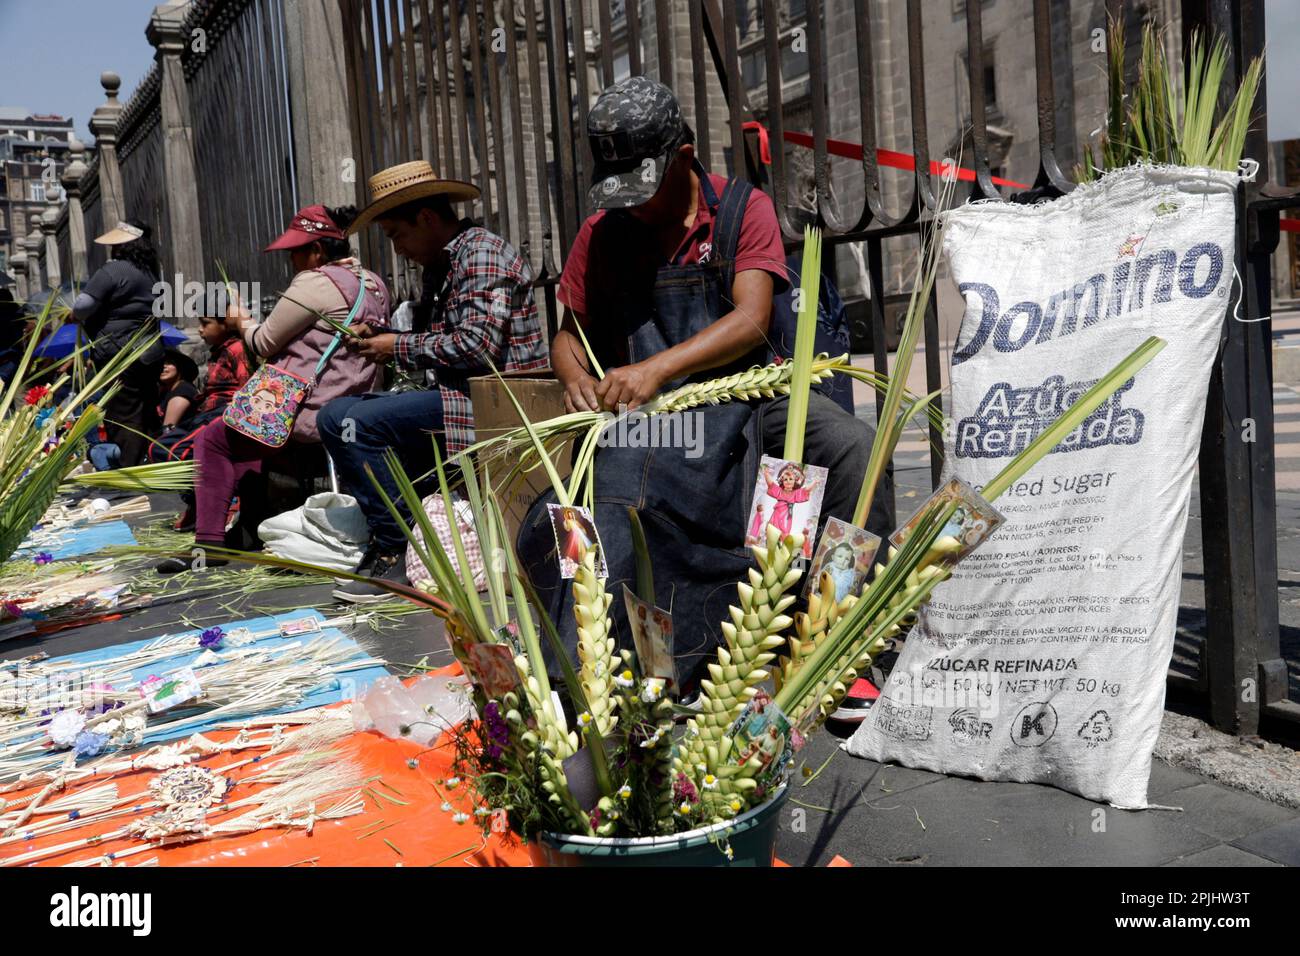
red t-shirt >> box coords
[557,172,789,321]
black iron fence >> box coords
[183,0,298,298]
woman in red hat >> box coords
[156,204,390,573]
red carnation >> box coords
[24,385,50,406]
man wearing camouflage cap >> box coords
[523,76,888,693]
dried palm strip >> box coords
[1,759,364,867]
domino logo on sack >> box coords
[952,241,1225,365]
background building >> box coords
[0,109,78,276]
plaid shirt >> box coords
[199,335,253,414]
[392,224,547,452]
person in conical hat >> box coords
[70,219,165,466]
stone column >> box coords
[283,0,353,208]
[11,249,28,301]
[24,215,44,294]
[148,0,205,319]
[60,139,91,284]
[88,72,127,229]
[40,185,63,291]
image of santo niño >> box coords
[747,457,827,546]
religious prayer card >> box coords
[140,667,203,714]
[621,584,676,688]
[547,503,607,579]
[804,516,881,601]
[278,616,322,637]
[889,477,1005,565]
[745,455,828,551]
[466,643,520,700]
[727,689,794,793]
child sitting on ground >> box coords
[194,312,253,415]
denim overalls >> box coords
[520,168,771,691]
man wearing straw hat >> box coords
[320,161,547,602]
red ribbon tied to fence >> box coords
[743,121,1032,191]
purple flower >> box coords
[84,688,122,717]
[1,601,22,619]
[198,626,225,650]
[73,731,109,759]
[483,701,509,742]
[33,552,54,566]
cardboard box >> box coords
[469,370,573,543]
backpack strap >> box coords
[309,264,368,381]
[711,174,753,292]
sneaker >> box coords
[828,677,880,725]
[154,553,229,576]
[332,552,408,604]
[172,506,196,533]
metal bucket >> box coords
[527,787,789,867]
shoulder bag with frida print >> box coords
[222,279,366,448]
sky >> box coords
[0,0,164,142]
[1,0,1299,143]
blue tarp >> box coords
[14,519,137,561]
[6,610,387,755]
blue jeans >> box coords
[89,442,121,471]
[318,390,445,554]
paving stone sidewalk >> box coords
[775,728,1299,867]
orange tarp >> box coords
[6,666,529,868]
